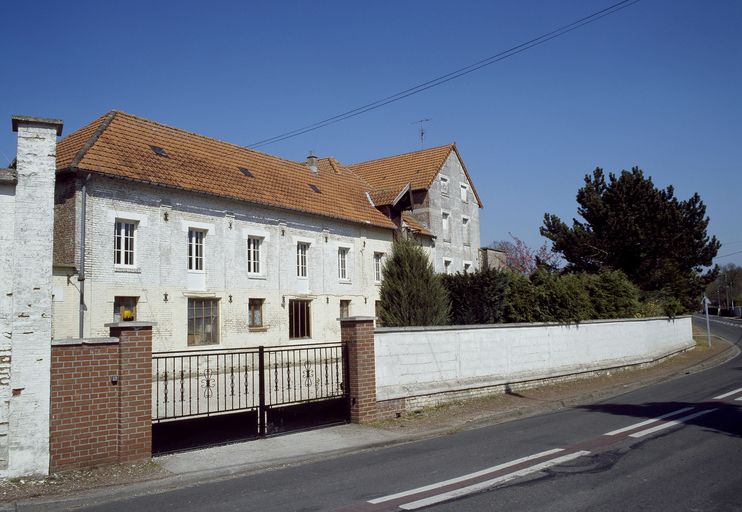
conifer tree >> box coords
[378,235,450,327]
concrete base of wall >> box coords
[375,344,694,420]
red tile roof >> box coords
[348,144,483,207]
[56,111,396,230]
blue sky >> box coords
[2,0,740,265]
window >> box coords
[248,298,264,328]
[113,296,138,322]
[296,242,309,277]
[464,262,471,273]
[374,252,384,283]
[463,217,470,246]
[289,300,311,339]
[114,220,136,266]
[247,237,262,274]
[442,212,450,241]
[444,259,452,275]
[188,229,205,271]
[188,298,219,346]
[339,300,350,319]
[440,176,449,195]
[460,183,469,202]
[338,247,349,280]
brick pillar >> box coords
[106,322,153,463]
[48,322,154,471]
[340,317,377,423]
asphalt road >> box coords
[78,316,742,512]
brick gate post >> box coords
[106,321,154,462]
[340,317,377,423]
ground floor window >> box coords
[113,296,138,322]
[339,299,351,319]
[289,299,311,339]
[249,298,264,328]
[188,298,219,346]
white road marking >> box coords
[397,451,591,510]
[604,407,694,436]
[367,448,564,504]
[629,409,717,438]
[713,387,742,400]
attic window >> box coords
[239,167,254,178]
[150,145,168,157]
[309,184,321,194]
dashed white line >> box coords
[629,409,717,438]
[367,448,564,504]
[713,387,742,400]
[604,407,694,436]
[397,451,591,510]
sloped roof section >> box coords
[348,143,483,208]
[401,212,433,237]
[56,111,396,230]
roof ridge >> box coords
[68,111,118,170]
[347,143,454,168]
[107,110,309,170]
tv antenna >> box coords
[413,118,431,148]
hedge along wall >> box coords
[374,316,693,412]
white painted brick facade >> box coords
[0,120,60,477]
[52,176,397,351]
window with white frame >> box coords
[338,247,349,280]
[114,220,136,266]
[462,217,471,246]
[442,212,450,241]
[444,259,452,275]
[460,183,469,202]
[373,252,384,283]
[247,236,262,274]
[188,229,205,271]
[440,176,449,195]
[297,242,309,277]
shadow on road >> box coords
[577,401,742,439]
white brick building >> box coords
[50,111,483,350]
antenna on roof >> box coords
[412,118,431,149]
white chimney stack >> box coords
[305,151,318,175]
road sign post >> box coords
[702,296,712,348]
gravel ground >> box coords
[0,329,732,505]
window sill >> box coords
[338,279,352,285]
[188,270,206,274]
[248,274,267,280]
[249,326,268,333]
[114,266,141,274]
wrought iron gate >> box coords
[152,342,349,453]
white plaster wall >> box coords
[0,182,16,469]
[424,152,481,273]
[1,123,58,477]
[53,176,393,350]
[375,317,694,401]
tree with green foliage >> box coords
[442,267,508,325]
[541,167,719,312]
[378,235,450,327]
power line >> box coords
[247,0,642,149]
[716,249,742,260]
